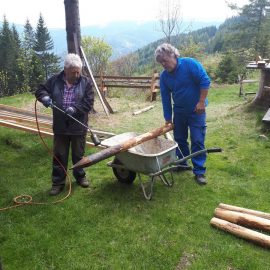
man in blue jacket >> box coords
[36,53,94,195]
[155,43,211,185]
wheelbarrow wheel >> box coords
[112,158,136,184]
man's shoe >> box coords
[77,178,89,188]
[49,185,64,196]
[195,174,207,185]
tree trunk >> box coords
[251,68,270,107]
[64,0,81,54]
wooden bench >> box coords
[238,74,258,97]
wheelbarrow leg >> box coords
[138,173,154,200]
[159,171,174,187]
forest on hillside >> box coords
[111,0,270,83]
[0,0,270,98]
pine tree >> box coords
[10,24,23,93]
[0,17,22,96]
[23,19,35,53]
[20,19,38,92]
[228,0,270,56]
[33,14,60,80]
[0,17,13,71]
[34,14,53,52]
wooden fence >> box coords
[94,71,160,101]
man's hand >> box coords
[41,96,52,108]
[65,106,76,116]
[194,101,205,114]
[165,120,172,126]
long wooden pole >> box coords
[214,208,270,232]
[72,124,174,169]
[218,203,270,220]
[210,217,270,248]
[80,46,111,116]
[0,120,102,148]
[0,104,52,121]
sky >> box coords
[0,0,249,29]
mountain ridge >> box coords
[6,20,222,59]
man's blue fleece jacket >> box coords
[159,57,211,121]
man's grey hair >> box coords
[64,53,83,69]
[155,43,180,62]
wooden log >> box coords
[132,105,154,115]
[214,208,270,232]
[164,132,174,141]
[64,0,81,54]
[218,203,270,220]
[210,217,270,248]
[72,124,174,169]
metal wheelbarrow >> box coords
[101,133,221,200]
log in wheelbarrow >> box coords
[101,132,222,200]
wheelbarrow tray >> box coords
[101,132,178,174]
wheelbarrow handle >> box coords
[207,148,223,153]
[174,148,223,165]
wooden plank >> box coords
[94,75,154,80]
[242,79,258,83]
[103,84,151,89]
[262,108,270,122]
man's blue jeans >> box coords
[173,111,207,175]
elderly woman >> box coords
[155,43,211,185]
[36,53,94,195]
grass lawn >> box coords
[1,84,270,269]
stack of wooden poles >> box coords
[210,203,270,248]
[0,104,115,147]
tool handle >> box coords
[51,103,91,133]
[207,148,223,153]
[174,147,222,165]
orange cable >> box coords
[0,100,72,211]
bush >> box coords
[215,51,239,83]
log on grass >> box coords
[72,124,174,169]
[132,105,154,115]
[210,217,270,248]
[214,208,270,232]
[218,203,270,220]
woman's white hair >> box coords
[64,53,83,69]
[155,43,180,62]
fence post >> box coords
[150,70,159,101]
